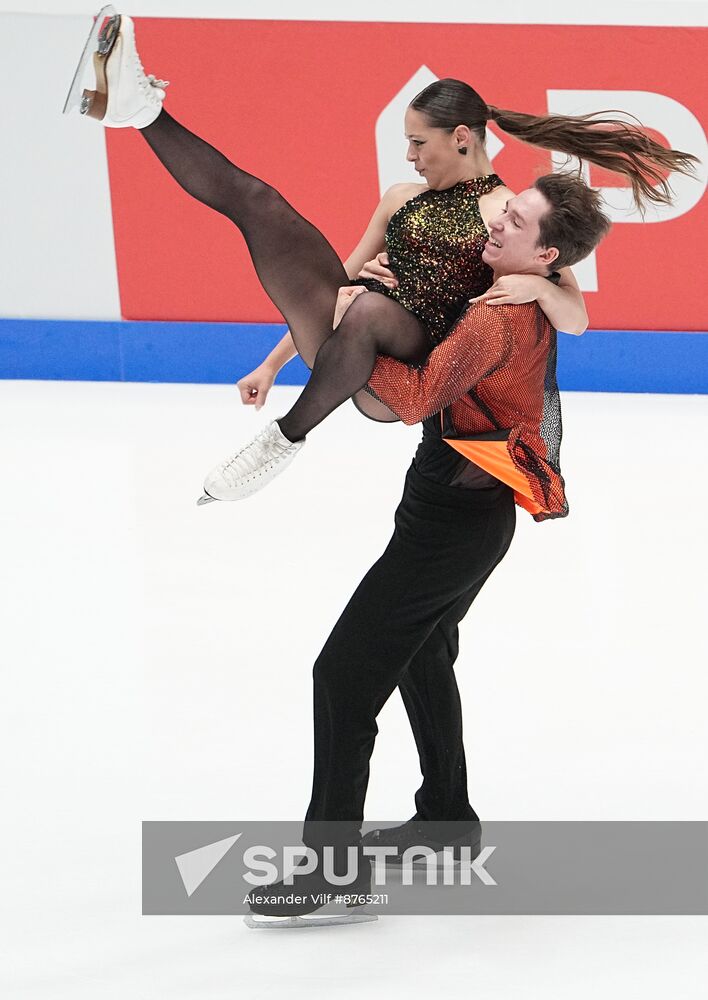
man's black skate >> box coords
[361,814,482,868]
[244,852,378,929]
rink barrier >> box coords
[1,318,707,394]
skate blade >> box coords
[244,910,378,929]
[196,489,258,505]
[410,852,481,870]
[62,5,119,115]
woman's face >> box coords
[403,107,467,189]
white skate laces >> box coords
[140,72,170,105]
[198,420,306,504]
[219,422,295,485]
[120,22,170,116]
[145,73,169,92]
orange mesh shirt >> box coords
[366,299,569,522]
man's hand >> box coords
[358,252,398,289]
[333,285,368,330]
[469,274,548,306]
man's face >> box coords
[482,188,558,276]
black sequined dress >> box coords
[353,174,504,346]
[358,173,507,488]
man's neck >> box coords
[492,265,551,282]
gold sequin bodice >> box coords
[355,174,504,345]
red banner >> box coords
[106,20,708,330]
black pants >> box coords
[303,462,516,851]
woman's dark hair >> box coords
[410,78,699,213]
[533,173,612,269]
[410,77,489,142]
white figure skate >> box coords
[63,6,168,127]
[197,420,306,505]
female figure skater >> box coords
[66,11,698,927]
[67,14,643,499]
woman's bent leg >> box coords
[140,110,347,367]
[351,388,401,423]
[278,291,429,442]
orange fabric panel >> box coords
[443,439,545,515]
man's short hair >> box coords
[534,173,612,269]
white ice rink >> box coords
[1,379,706,998]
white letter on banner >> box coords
[546,90,708,292]
[375,66,504,196]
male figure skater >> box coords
[246,172,611,926]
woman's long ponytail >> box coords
[410,80,700,214]
[486,105,699,212]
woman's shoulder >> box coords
[384,182,429,218]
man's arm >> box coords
[474,270,588,336]
[544,267,588,335]
[367,302,517,425]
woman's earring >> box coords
[458,146,468,156]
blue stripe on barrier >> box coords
[0,318,307,385]
[1,318,706,394]
[557,328,708,394]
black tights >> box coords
[140,111,430,435]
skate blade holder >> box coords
[244,910,378,929]
[62,5,120,116]
[387,841,483,873]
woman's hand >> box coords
[469,274,548,306]
[333,285,368,330]
[236,364,277,410]
[358,252,398,289]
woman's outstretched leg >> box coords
[68,14,346,367]
[140,110,347,368]
[141,113,417,433]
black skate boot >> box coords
[244,847,377,929]
[361,813,482,867]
